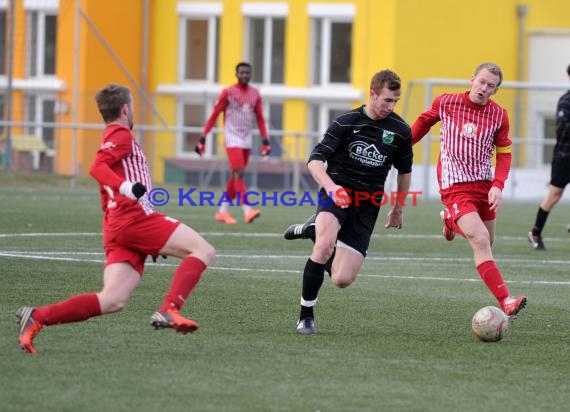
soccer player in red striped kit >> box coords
[196,62,271,224]
[412,62,526,318]
[16,84,215,354]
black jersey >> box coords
[308,105,413,193]
[555,90,570,154]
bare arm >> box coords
[385,172,412,229]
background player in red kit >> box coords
[412,62,526,318]
[16,84,216,354]
[196,62,271,225]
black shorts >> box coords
[550,151,570,189]
[316,189,380,256]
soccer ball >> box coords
[471,306,509,342]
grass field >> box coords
[1,179,569,412]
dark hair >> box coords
[567,64,570,76]
[370,70,401,93]
[95,84,131,123]
[474,62,503,86]
[235,62,252,72]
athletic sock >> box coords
[225,178,236,200]
[33,293,102,325]
[159,256,207,312]
[299,258,325,319]
[234,178,247,205]
[532,207,549,236]
[476,260,509,302]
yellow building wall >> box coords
[148,0,178,182]
[55,0,144,176]
[49,0,570,179]
[393,0,570,164]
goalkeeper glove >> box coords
[195,136,206,156]
[119,181,147,200]
[260,139,271,156]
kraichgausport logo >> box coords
[348,141,387,167]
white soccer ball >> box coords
[471,306,509,342]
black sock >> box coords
[532,207,549,236]
[299,258,325,320]
[306,225,316,242]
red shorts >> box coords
[103,212,181,275]
[440,181,496,223]
[226,147,251,170]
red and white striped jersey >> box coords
[412,92,511,190]
[89,124,154,230]
[203,83,268,148]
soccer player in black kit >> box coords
[283,70,413,335]
[528,64,570,250]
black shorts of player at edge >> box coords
[315,188,381,257]
[550,151,570,189]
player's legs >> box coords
[456,212,494,266]
[530,152,570,248]
[540,184,565,212]
[529,184,565,250]
[16,266,137,355]
[159,222,215,263]
[97,262,142,313]
[297,212,341,335]
[329,243,365,288]
[150,223,215,333]
[310,211,341,264]
[457,212,525,315]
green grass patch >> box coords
[1,182,569,411]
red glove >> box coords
[260,139,271,156]
[195,136,206,156]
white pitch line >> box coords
[3,250,570,266]
[1,251,569,286]
[1,231,570,244]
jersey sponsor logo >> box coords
[353,129,361,134]
[461,122,478,138]
[348,141,387,167]
[382,131,395,144]
[100,141,116,151]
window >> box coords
[180,102,206,155]
[26,10,57,77]
[25,95,56,149]
[0,10,6,76]
[309,103,351,152]
[310,19,352,85]
[0,94,4,134]
[245,17,285,84]
[177,2,222,83]
[266,103,283,156]
[543,117,556,165]
[308,4,354,86]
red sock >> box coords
[234,178,248,204]
[33,293,102,326]
[476,260,509,302]
[159,256,207,312]
[226,178,236,200]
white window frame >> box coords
[177,2,222,83]
[25,9,57,77]
[243,3,288,84]
[308,3,354,86]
